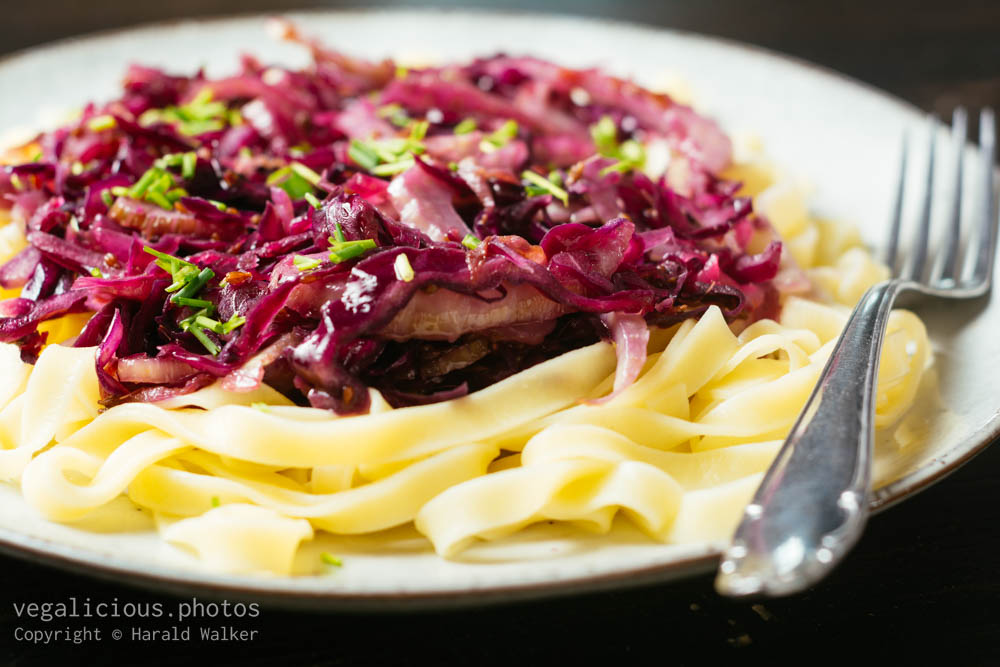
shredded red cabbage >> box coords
[0,22,782,413]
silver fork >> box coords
[714,108,998,598]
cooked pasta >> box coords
[0,34,931,575]
[0,180,930,572]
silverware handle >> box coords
[715,280,903,597]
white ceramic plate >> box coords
[0,9,996,609]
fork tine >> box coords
[970,108,997,288]
[935,108,967,284]
[885,133,908,275]
[904,116,938,282]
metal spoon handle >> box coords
[715,280,903,597]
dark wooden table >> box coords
[1,2,999,664]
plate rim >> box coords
[0,7,997,609]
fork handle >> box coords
[715,279,905,597]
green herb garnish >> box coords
[293,255,323,272]
[522,170,570,206]
[138,87,236,136]
[189,324,220,356]
[376,103,410,128]
[328,239,377,264]
[266,165,315,200]
[479,119,518,152]
[348,125,428,174]
[289,161,322,186]
[181,152,197,180]
[348,140,380,171]
[320,552,343,567]
[171,267,215,303]
[461,234,481,250]
[125,165,188,210]
[591,115,646,175]
[87,115,116,132]
[453,118,477,135]
[172,296,214,309]
[370,156,415,177]
[304,192,323,209]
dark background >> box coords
[2,1,1000,664]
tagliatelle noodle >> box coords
[0,167,932,573]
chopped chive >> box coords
[143,246,196,270]
[293,255,323,272]
[9,174,23,191]
[211,496,220,508]
[409,120,429,141]
[591,116,619,154]
[207,199,227,212]
[157,153,185,167]
[110,186,129,197]
[290,161,322,185]
[220,314,246,335]
[461,234,481,250]
[480,119,518,152]
[146,190,173,210]
[101,190,114,208]
[266,166,314,199]
[394,253,415,282]
[178,309,207,332]
[166,188,188,203]
[88,267,103,278]
[172,267,215,302]
[333,221,346,243]
[165,265,199,293]
[189,325,220,356]
[329,239,376,264]
[453,118,477,135]
[265,166,291,186]
[619,139,644,163]
[348,140,380,171]
[191,313,244,337]
[194,315,223,332]
[152,173,173,194]
[590,116,645,173]
[320,552,343,567]
[87,115,116,132]
[30,149,43,162]
[173,296,214,309]
[375,103,400,118]
[177,119,224,136]
[599,161,631,176]
[71,161,85,176]
[181,152,197,180]
[138,109,164,126]
[521,170,570,206]
[128,168,160,198]
[376,103,410,127]
[304,192,322,209]
[447,161,459,171]
[190,87,214,107]
[371,157,415,177]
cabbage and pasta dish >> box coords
[0,23,930,575]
